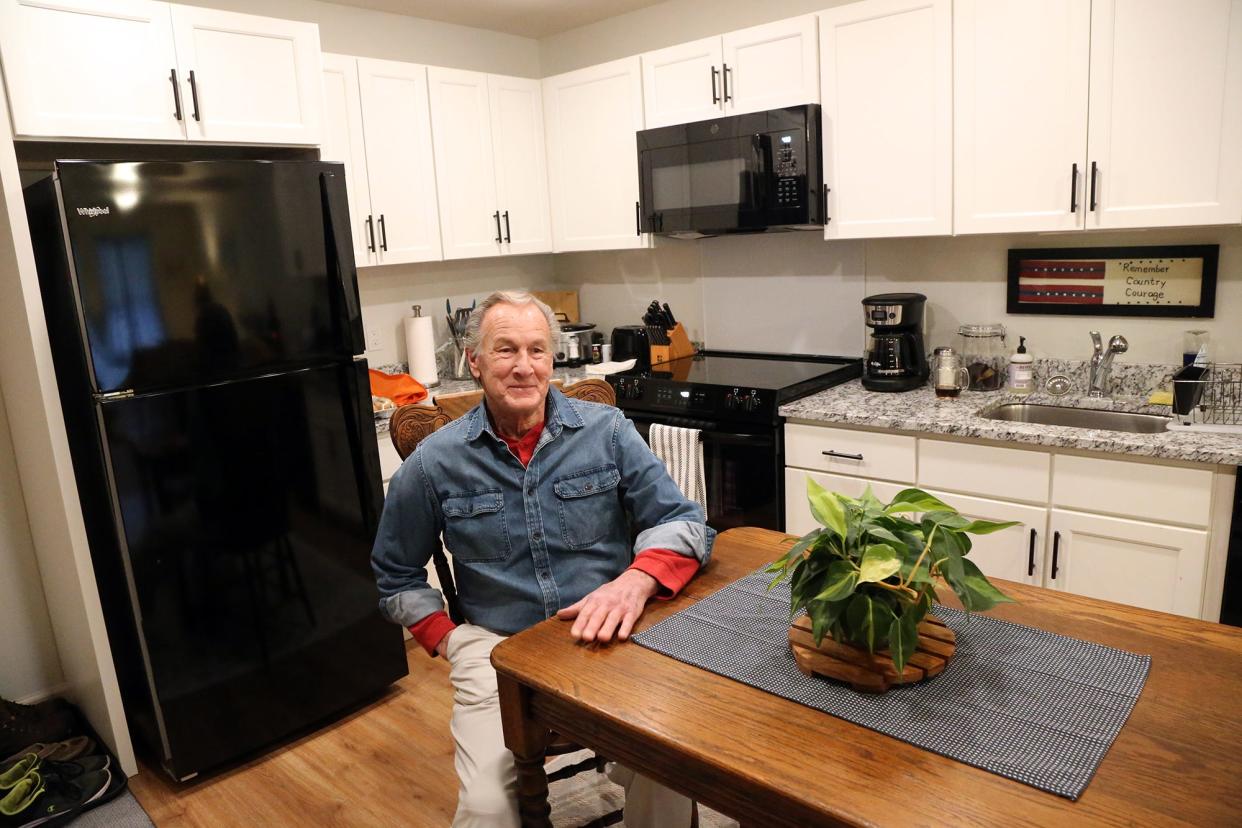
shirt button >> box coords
[527,484,535,495]
[532,530,542,540]
[584,483,593,492]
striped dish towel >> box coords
[648,423,707,514]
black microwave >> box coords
[637,104,822,235]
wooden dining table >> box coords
[491,526,1242,827]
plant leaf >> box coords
[807,598,849,646]
[888,608,921,675]
[950,557,1016,612]
[884,487,954,515]
[858,544,901,583]
[922,510,971,530]
[812,560,859,603]
[866,525,904,548]
[846,592,895,654]
[950,518,1021,536]
[807,477,848,537]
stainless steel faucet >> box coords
[1088,331,1128,398]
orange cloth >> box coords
[368,368,428,406]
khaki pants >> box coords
[446,624,694,828]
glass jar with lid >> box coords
[956,323,1007,391]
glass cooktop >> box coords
[621,351,859,392]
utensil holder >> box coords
[650,323,695,366]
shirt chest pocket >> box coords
[553,466,622,550]
[441,490,512,563]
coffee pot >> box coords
[931,347,970,398]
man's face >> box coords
[467,302,554,425]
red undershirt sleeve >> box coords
[628,548,700,599]
[408,610,457,657]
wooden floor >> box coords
[129,641,460,826]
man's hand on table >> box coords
[557,569,660,644]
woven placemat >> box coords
[633,567,1151,800]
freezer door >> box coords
[55,160,363,394]
[97,360,403,778]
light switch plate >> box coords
[365,325,383,352]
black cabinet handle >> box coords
[492,210,502,244]
[821,450,863,461]
[502,210,511,244]
[635,201,641,236]
[365,214,375,253]
[188,69,201,122]
[1070,163,1078,213]
[711,66,720,105]
[378,214,388,251]
[823,184,831,225]
[723,62,732,102]
[1027,528,1037,577]
[1089,161,1098,211]
[169,69,183,121]
[1051,531,1061,580]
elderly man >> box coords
[372,290,713,827]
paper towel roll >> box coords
[405,313,439,387]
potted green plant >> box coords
[769,479,1017,690]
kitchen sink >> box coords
[980,403,1170,433]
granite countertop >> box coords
[372,365,595,435]
[779,379,1242,466]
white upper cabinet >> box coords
[427,69,553,259]
[641,36,724,129]
[1086,0,1242,229]
[721,16,819,116]
[170,5,322,145]
[321,54,374,268]
[543,56,647,252]
[641,17,818,129]
[357,58,443,265]
[0,0,185,141]
[428,67,502,260]
[954,0,1091,234]
[819,0,953,239]
[0,0,321,144]
[488,75,554,256]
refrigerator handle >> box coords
[319,171,366,356]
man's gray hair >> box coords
[462,290,560,352]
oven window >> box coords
[629,417,781,532]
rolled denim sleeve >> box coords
[613,412,715,564]
[370,449,447,627]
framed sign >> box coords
[1007,245,1218,318]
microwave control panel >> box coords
[773,131,802,207]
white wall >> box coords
[359,255,557,368]
[177,0,541,76]
[0,384,63,701]
[538,0,850,76]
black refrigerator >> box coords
[24,160,408,781]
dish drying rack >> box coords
[1169,363,1242,433]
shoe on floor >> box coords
[0,701,75,764]
[0,755,37,792]
[0,766,111,828]
[0,736,94,768]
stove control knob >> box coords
[724,387,740,410]
[742,389,761,412]
[631,380,644,399]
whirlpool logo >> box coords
[76,206,110,217]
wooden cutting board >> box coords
[532,290,579,324]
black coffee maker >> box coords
[861,292,929,392]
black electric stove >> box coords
[607,351,862,532]
[607,350,862,426]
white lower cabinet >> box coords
[783,468,905,536]
[925,490,1048,586]
[785,422,1227,620]
[1046,509,1208,618]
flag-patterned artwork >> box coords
[1017,259,1105,304]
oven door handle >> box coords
[705,431,775,446]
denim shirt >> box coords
[371,388,715,635]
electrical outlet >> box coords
[365,325,383,352]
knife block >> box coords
[650,323,694,366]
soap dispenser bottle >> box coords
[1008,336,1034,395]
